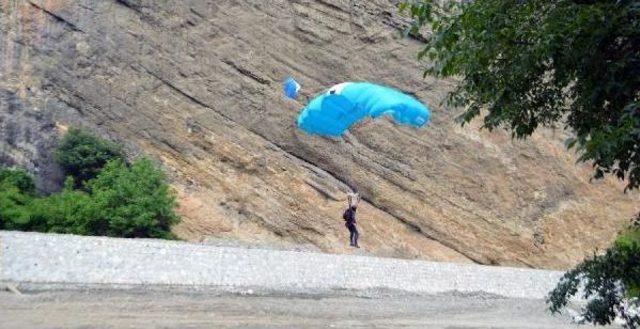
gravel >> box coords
[0,288,582,329]
[1,231,564,299]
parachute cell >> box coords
[296,82,430,137]
[283,78,301,99]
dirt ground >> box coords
[0,288,587,329]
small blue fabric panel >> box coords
[296,82,430,136]
[283,78,300,99]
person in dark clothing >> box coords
[343,193,360,248]
[345,207,359,247]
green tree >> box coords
[0,168,35,230]
[26,177,94,235]
[1,128,179,238]
[0,185,32,230]
[1,161,179,239]
[54,128,124,186]
[86,158,179,239]
[0,168,36,195]
[401,0,640,326]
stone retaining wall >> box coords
[0,231,564,299]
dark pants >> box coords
[347,224,359,246]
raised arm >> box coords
[347,192,360,208]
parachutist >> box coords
[343,192,360,248]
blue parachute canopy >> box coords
[296,82,430,137]
[283,78,301,99]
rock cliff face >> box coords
[1,0,637,269]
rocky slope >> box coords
[1,0,637,269]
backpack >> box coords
[342,208,350,221]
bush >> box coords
[26,178,95,235]
[85,158,179,239]
[54,128,124,186]
[1,161,179,239]
[615,227,640,299]
[2,129,179,239]
[0,168,36,195]
[0,185,32,230]
[0,168,35,230]
[549,227,640,326]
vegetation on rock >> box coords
[84,158,179,239]
[0,168,36,195]
[0,169,35,230]
[55,128,124,187]
[0,130,179,239]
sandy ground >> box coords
[0,288,585,329]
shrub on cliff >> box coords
[0,168,36,195]
[25,178,94,234]
[84,158,179,239]
[0,168,35,230]
[54,128,124,187]
[1,131,179,239]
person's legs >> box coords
[353,226,359,247]
[348,225,356,246]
